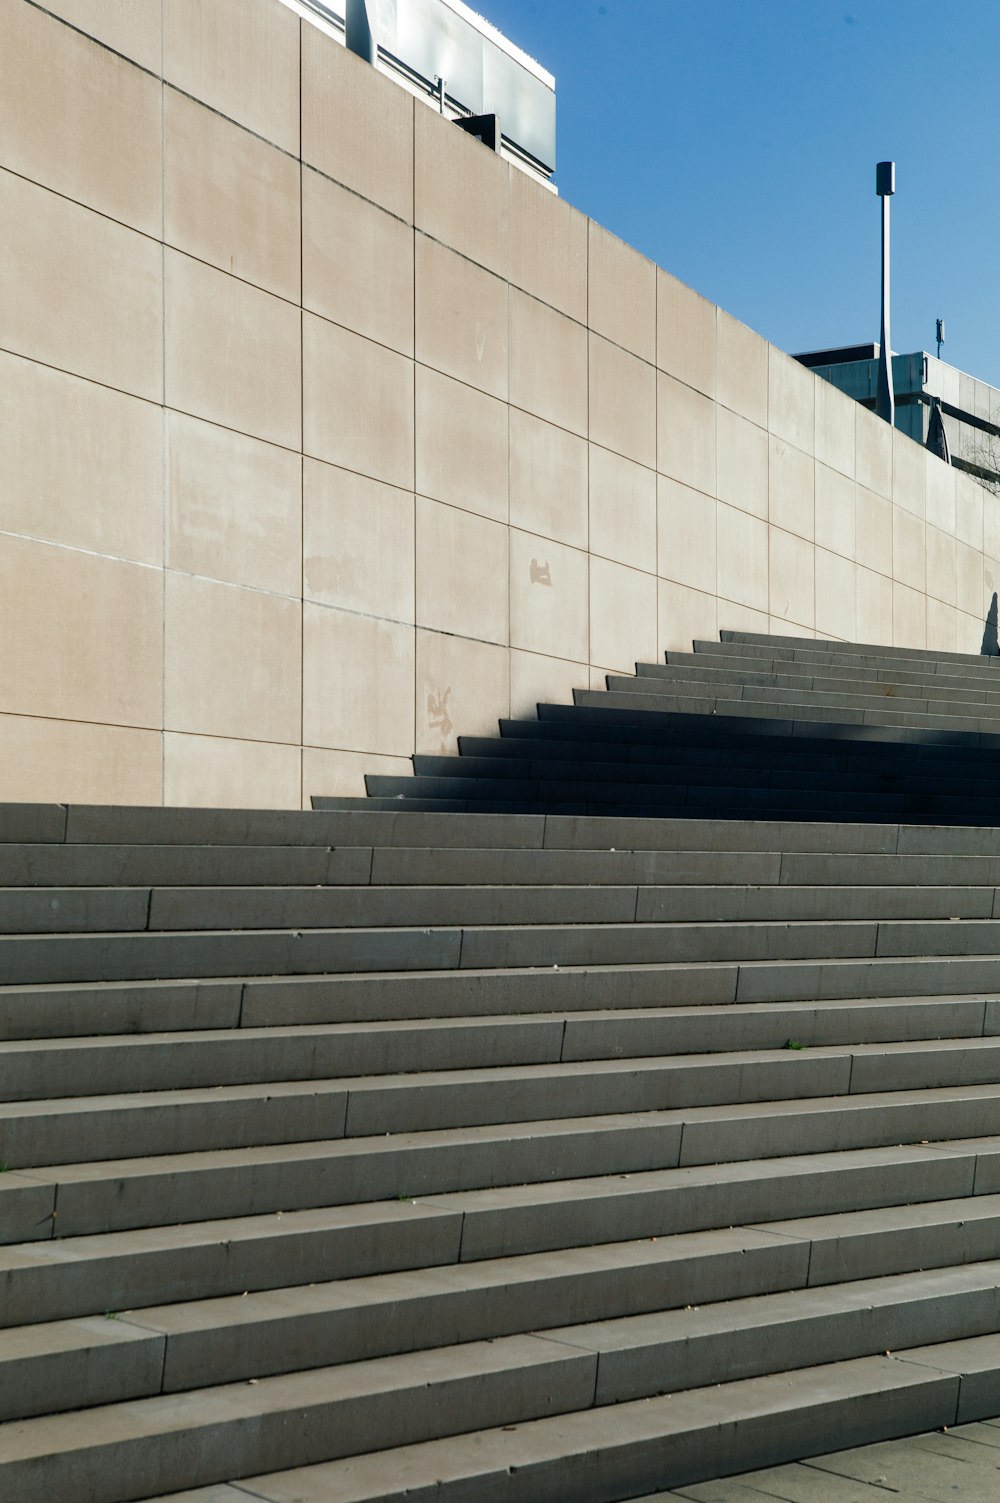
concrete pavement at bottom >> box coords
[648,1417,1000,1500]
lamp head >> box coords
[876,160,896,196]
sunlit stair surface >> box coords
[7,634,1000,1499]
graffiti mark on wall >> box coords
[530,558,552,586]
[427,686,453,749]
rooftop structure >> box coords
[282,0,556,181]
[796,344,1000,490]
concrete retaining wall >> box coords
[2,0,996,805]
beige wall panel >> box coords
[955,473,985,551]
[856,405,892,498]
[167,411,302,595]
[303,606,414,754]
[39,0,162,72]
[302,24,412,220]
[589,556,657,673]
[769,527,814,630]
[303,460,413,623]
[0,169,162,401]
[0,537,162,728]
[925,525,957,608]
[0,2,161,235]
[986,500,1000,565]
[856,567,893,645]
[509,530,588,664]
[164,733,300,809]
[657,477,716,596]
[509,650,584,720]
[768,347,815,453]
[814,378,856,480]
[656,270,716,398]
[814,463,855,562]
[0,714,161,805]
[415,497,508,645]
[768,437,814,542]
[415,107,509,277]
[416,630,508,754]
[1,352,162,565]
[925,598,958,654]
[165,574,300,743]
[716,310,767,427]
[415,366,508,522]
[657,371,716,496]
[892,581,926,648]
[509,290,588,437]
[590,335,656,469]
[303,314,414,489]
[509,409,588,549]
[165,249,300,449]
[956,541,986,619]
[815,549,856,643]
[588,223,656,362]
[589,446,656,572]
[658,579,718,656]
[415,236,508,399]
[716,503,768,612]
[302,747,412,803]
[302,168,413,357]
[892,509,925,594]
[770,618,815,640]
[925,452,956,535]
[717,602,770,636]
[856,486,893,576]
[164,89,300,303]
[957,610,987,655]
[163,0,299,153]
[510,170,587,323]
[716,407,767,518]
[891,429,926,519]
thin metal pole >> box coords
[875,161,895,426]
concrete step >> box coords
[0,1043,928,1167]
[539,699,1000,753]
[0,843,374,889]
[7,1232,1000,1426]
[11,1094,998,1244]
[4,995,994,1095]
[635,660,1000,710]
[8,1151,989,1322]
[417,748,1000,798]
[0,1222,811,1420]
[366,771,1000,823]
[71,1348,985,1503]
[0,880,984,939]
[4,1143,987,1324]
[10,1030,1000,1161]
[714,629,1000,670]
[578,686,1000,738]
[14,912,1000,984]
[0,1328,602,1503]
[610,672,1000,725]
[667,646,1000,691]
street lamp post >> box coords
[875,160,896,426]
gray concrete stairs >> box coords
[7,636,1000,1498]
[328,630,1000,821]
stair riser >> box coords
[4,997,991,1099]
[2,1234,806,1420]
[4,1149,980,1323]
[8,882,1000,939]
[0,1338,600,1503]
[0,1053,858,1167]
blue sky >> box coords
[481,0,1000,387]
